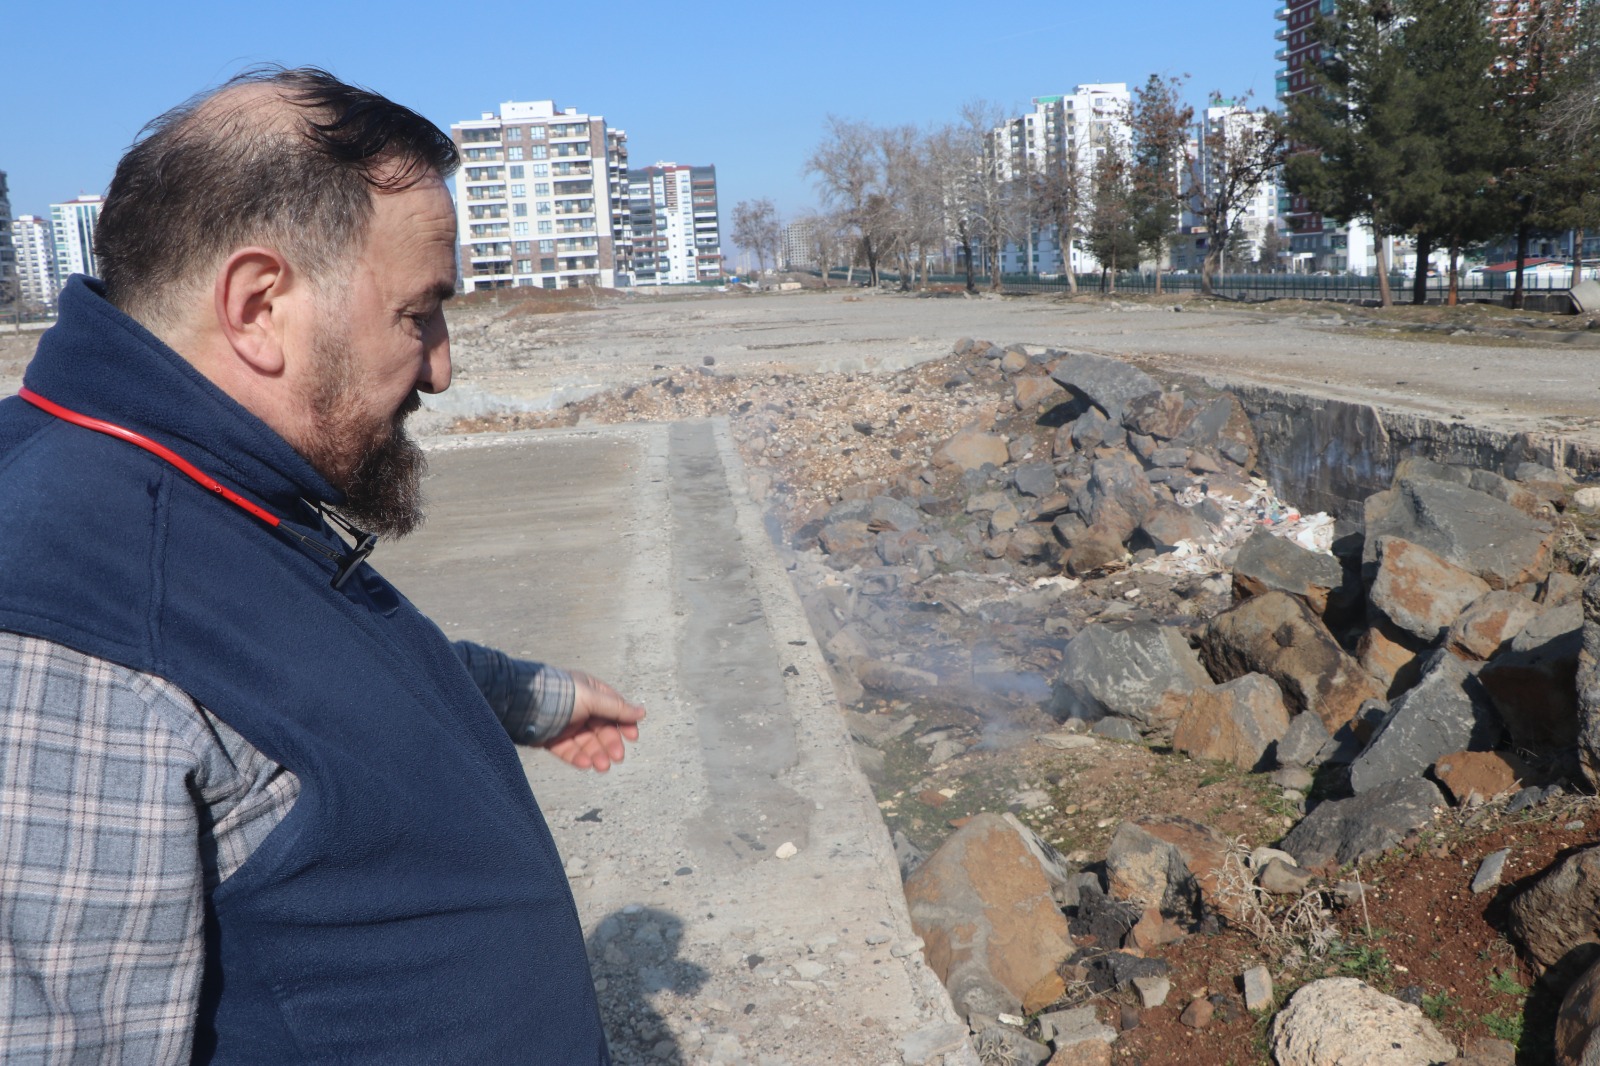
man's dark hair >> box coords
[96,66,459,325]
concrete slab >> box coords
[377,419,975,1065]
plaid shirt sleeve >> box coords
[0,632,297,1065]
[451,641,575,746]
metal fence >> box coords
[829,268,1576,306]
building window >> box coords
[513,222,529,236]
[514,203,528,217]
[536,203,551,215]
[530,145,547,159]
[509,166,524,179]
[506,127,523,141]
[532,164,549,177]
[537,221,552,235]
[511,184,526,197]
[539,239,554,252]
[534,183,550,197]
[508,147,524,161]
[541,258,556,272]
[529,125,546,140]
[516,260,532,274]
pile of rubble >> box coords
[783,339,1600,1063]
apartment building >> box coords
[627,163,722,285]
[11,215,57,311]
[1179,105,1284,265]
[0,172,13,306]
[781,218,817,271]
[51,196,102,285]
[996,84,1132,275]
[450,101,628,291]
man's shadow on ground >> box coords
[587,906,709,1065]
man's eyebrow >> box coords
[421,282,456,305]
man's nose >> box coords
[418,325,452,394]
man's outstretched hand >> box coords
[542,670,645,772]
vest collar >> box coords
[24,276,342,511]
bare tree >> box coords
[1187,99,1286,296]
[1026,134,1089,293]
[913,123,976,291]
[805,116,887,286]
[960,100,1021,292]
[731,198,782,275]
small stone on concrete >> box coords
[774,841,799,859]
[890,937,925,958]
[897,1022,971,1065]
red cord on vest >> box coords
[19,387,282,528]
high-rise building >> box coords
[0,172,14,307]
[781,218,817,271]
[996,84,1132,275]
[51,196,103,285]
[627,163,722,285]
[11,215,57,311]
[449,101,628,291]
[1180,105,1283,264]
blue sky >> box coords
[3,1,1278,226]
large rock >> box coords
[1198,591,1385,735]
[1132,501,1212,554]
[1104,815,1230,921]
[1357,616,1429,699]
[1172,673,1291,770]
[1280,777,1444,868]
[935,430,1009,472]
[905,813,1076,1022]
[1121,390,1193,441]
[1432,750,1531,806]
[1581,573,1600,788]
[1368,536,1492,644]
[1014,375,1066,411]
[1049,353,1161,424]
[1362,475,1557,590]
[1052,623,1213,735]
[1347,650,1501,794]
[1270,978,1456,1066]
[1509,843,1600,989]
[823,494,925,534]
[1174,393,1258,471]
[1073,457,1158,543]
[1446,590,1546,662]
[1231,528,1346,616]
[1557,957,1600,1066]
[1480,600,1583,753]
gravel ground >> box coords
[429,289,1600,448]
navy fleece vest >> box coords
[0,278,609,1063]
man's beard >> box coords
[296,324,428,539]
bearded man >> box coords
[0,68,640,1063]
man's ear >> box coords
[214,247,291,375]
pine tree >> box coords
[1128,75,1194,295]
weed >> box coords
[1421,990,1455,1021]
[1198,766,1232,789]
[1488,969,1528,998]
[1484,1011,1524,1045]
[1331,940,1392,983]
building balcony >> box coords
[1275,4,1289,19]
